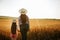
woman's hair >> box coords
[20,14,27,24]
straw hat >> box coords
[19,8,27,14]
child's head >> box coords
[13,19,16,23]
[19,8,27,14]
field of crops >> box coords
[0,17,60,40]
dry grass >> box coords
[0,17,60,40]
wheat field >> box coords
[0,16,60,40]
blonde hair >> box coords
[19,8,27,14]
[12,19,16,22]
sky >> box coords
[0,0,60,19]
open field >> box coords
[0,16,60,40]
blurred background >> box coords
[0,17,60,40]
[0,0,60,19]
[0,0,60,40]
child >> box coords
[10,19,17,40]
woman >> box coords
[18,8,29,40]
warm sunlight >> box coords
[0,0,60,19]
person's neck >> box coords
[21,14,26,15]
